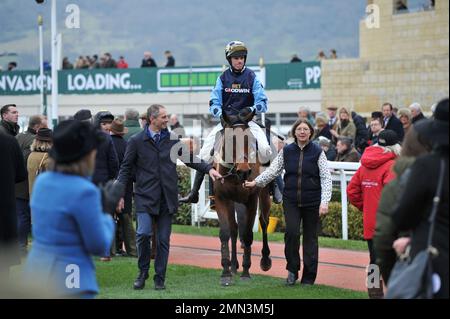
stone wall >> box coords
[322,0,449,115]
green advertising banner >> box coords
[265,62,321,90]
[157,66,265,91]
[0,62,320,95]
[59,68,157,94]
[0,70,51,96]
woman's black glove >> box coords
[99,181,125,215]
[238,107,256,123]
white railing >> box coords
[184,161,361,240]
[327,161,361,240]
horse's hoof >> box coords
[240,275,251,281]
[221,276,233,287]
[260,257,272,272]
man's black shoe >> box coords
[133,272,149,290]
[154,280,166,290]
[286,271,298,286]
[179,191,199,204]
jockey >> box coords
[179,40,273,205]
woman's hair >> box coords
[398,108,412,122]
[337,106,353,124]
[30,139,52,152]
[315,114,328,127]
[48,151,95,177]
[400,126,432,157]
[290,118,315,141]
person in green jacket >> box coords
[123,108,143,141]
[374,124,432,283]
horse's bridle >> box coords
[217,123,250,181]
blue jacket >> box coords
[209,67,267,118]
[283,142,323,207]
[24,172,114,296]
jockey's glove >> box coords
[238,107,256,123]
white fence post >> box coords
[327,161,361,241]
[340,169,349,240]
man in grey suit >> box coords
[117,104,222,290]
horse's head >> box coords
[219,112,257,183]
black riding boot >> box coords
[179,171,205,204]
[271,181,283,204]
[208,176,216,210]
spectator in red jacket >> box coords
[117,56,129,69]
[347,129,401,298]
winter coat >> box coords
[92,132,119,185]
[111,135,133,214]
[27,151,50,197]
[123,120,143,141]
[315,125,332,140]
[373,156,415,282]
[335,148,360,162]
[0,120,19,137]
[392,151,449,298]
[411,112,426,124]
[352,112,369,153]
[117,127,212,215]
[0,134,27,268]
[336,121,357,143]
[15,128,37,200]
[24,172,114,296]
[347,146,397,239]
[384,115,404,141]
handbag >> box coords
[385,158,445,299]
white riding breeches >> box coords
[199,121,273,163]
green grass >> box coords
[96,257,366,299]
[172,225,368,251]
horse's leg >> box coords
[216,198,234,286]
[259,186,272,271]
[237,197,257,279]
[230,202,240,275]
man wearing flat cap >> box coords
[326,106,338,129]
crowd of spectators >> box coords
[61,50,176,70]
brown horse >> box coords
[213,113,272,286]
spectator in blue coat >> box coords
[23,120,122,298]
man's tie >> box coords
[154,133,160,145]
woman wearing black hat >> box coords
[23,120,122,298]
[391,98,449,299]
[27,128,53,195]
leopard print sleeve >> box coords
[318,151,332,205]
[255,150,285,188]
